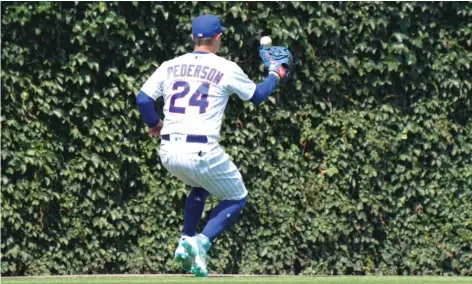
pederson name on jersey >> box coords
[167,64,224,85]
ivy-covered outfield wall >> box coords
[1,1,472,276]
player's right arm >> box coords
[249,73,279,105]
[226,63,279,106]
[245,45,293,104]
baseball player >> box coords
[136,14,292,277]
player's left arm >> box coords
[136,92,163,136]
[136,63,166,136]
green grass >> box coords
[2,276,471,284]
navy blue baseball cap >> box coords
[192,14,227,38]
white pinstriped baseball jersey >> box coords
[140,52,255,200]
[141,52,256,139]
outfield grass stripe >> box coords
[2,276,471,284]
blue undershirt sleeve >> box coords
[249,73,279,105]
[136,90,160,128]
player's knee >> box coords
[236,196,248,209]
[189,187,210,201]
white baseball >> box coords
[260,36,272,46]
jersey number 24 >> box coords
[170,81,209,114]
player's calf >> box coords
[201,196,248,241]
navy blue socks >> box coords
[201,196,248,241]
[183,187,209,236]
[183,188,248,242]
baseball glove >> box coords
[259,45,293,82]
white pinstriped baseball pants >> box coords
[158,134,248,200]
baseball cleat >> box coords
[174,237,193,272]
[186,234,211,277]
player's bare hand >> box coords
[148,120,164,137]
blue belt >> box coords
[161,134,208,143]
